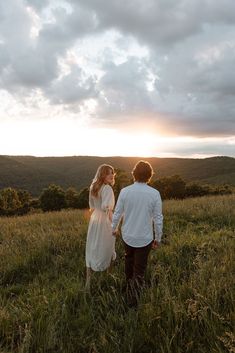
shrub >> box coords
[39,184,67,212]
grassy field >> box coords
[0,195,234,353]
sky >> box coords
[0,0,235,158]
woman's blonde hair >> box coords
[90,164,115,197]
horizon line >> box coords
[1,154,234,160]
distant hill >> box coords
[0,155,234,196]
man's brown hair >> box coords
[132,160,153,183]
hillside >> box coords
[0,155,234,196]
[0,194,234,352]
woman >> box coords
[85,164,116,289]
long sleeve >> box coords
[101,185,114,212]
[112,190,124,231]
[153,192,163,242]
[89,190,95,210]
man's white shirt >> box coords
[112,182,163,247]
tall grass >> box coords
[0,195,234,353]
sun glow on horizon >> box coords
[0,118,234,158]
[0,119,162,157]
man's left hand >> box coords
[152,240,159,249]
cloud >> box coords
[155,137,235,158]
[95,57,154,120]
[45,64,98,105]
[24,0,49,11]
[151,31,235,136]
[0,1,97,93]
[0,0,234,142]
[0,1,57,91]
[74,0,235,48]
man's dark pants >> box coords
[124,240,152,305]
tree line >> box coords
[0,170,233,217]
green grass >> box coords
[0,195,234,353]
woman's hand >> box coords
[112,230,118,238]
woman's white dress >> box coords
[86,184,116,271]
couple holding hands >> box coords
[85,160,163,306]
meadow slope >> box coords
[0,195,234,353]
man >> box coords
[112,160,163,306]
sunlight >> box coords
[0,118,167,157]
[1,118,232,158]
